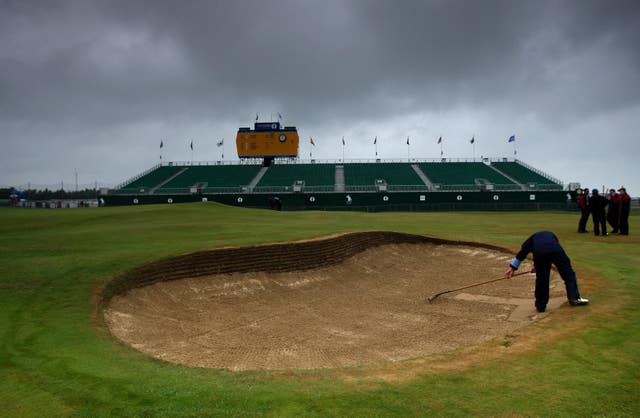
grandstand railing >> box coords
[514,159,564,186]
[115,163,161,190]
[156,157,522,167]
[109,183,561,195]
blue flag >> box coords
[508,135,516,143]
[160,140,163,148]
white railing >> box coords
[157,157,518,166]
[514,159,564,186]
[115,163,161,189]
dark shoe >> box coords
[535,304,546,313]
[569,298,589,306]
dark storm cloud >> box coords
[1,0,639,190]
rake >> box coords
[427,270,531,303]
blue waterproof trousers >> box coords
[533,249,581,311]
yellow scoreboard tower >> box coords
[236,122,299,164]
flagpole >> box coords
[374,137,378,159]
[472,135,476,160]
[407,137,410,162]
[342,137,345,162]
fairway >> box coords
[1,203,638,416]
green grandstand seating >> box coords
[120,166,184,190]
[343,163,423,186]
[158,165,262,190]
[257,164,336,187]
[418,162,518,189]
[491,162,562,189]
[118,161,557,195]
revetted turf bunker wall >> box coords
[101,231,509,302]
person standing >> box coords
[589,189,608,236]
[577,188,590,233]
[607,189,620,233]
[618,187,631,235]
[505,230,589,313]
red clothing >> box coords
[578,194,587,210]
[610,194,621,205]
[619,193,630,205]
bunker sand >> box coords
[104,239,567,371]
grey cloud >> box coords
[1,0,639,191]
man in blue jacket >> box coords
[505,231,589,313]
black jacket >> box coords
[589,194,608,215]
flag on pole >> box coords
[160,140,164,148]
[217,139,224,147]
[342,137,345,146]
[374,136,377,145]
[278,112,282,120]
[310,137,315,146]
[470,136,475,144]
[190,140,193,150]
[406,136,410,145]
[508,135,516,143]
[437,137,442,144]
[255,113,259,121]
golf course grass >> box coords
[1,203,638,416]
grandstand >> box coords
[419,162,521,191]
[343,163,425,191]
[157,165,263,193]
[491,160,563,190]
[255,163,336,192]
[107,159,568,210]
[117,165,185,193]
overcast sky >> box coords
[1,0,639,193]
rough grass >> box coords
[0,203,638,416]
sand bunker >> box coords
[103,232,566,370]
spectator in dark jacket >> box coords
[589,189,608,236]
[607,189,620,233]
[618,187,631,235]
[505,230,589,313]
[577,188,590,233]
